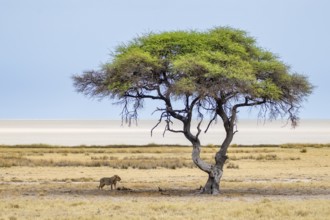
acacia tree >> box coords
[73,27,313,194]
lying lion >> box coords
[98,175,121,190]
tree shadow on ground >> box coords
[50,186,330,199]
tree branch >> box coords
[150,111,167,137]
[196,104,204,138]
[231,97,267,126]
[164,118,184,136]
[233,97,267,110]
[204,112,217,133]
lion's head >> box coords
[114,175,121,181]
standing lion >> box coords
[98,175,121,190]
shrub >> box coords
[227,163,239,169]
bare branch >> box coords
[72,71,110,98]
[150,111,167,137]
[164,118,184,136]
[119,97,143,126]
[204,112,217,133]
[196,103,204,138]
[232,97,267,125]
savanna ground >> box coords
[0,144,329,220]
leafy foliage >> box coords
[73,27,312,128]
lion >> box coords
[98,175,121,190]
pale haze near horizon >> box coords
[1,119,329,146]
[1,0,330,120]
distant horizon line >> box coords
[0,118,329,121]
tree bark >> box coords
[191,141,212,173]
[189,137,230,195]
[182,103,235,195]
[200,123,233,195]
[191,142,223,195]
[200,154,228,195]
[185,118,234,194]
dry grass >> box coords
[1,143,327,168]
[1,196,329,220]
[0,144,329,219]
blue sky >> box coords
[1,0,329,120]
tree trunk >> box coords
[190,139,229,195]
[200,155,228,195]
[201,129,232,195]
[191,140,212,173]
[184,117,233,195]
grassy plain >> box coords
[0,144,329,219]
